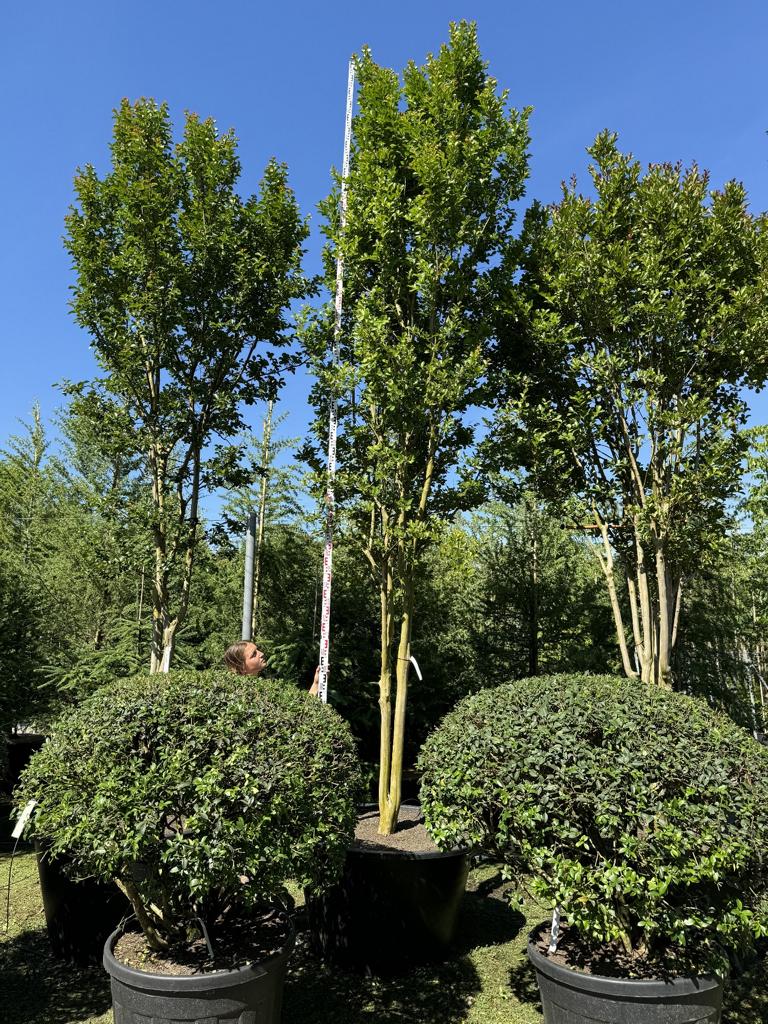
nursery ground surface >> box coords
[1,850,767,1023]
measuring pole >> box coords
[318,59,355,703]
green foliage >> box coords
[304,20,531,830]
[64,98,310,670]
[18,670,363,951]
[419,674,768,973]
[0,557,39,733]
[491,131,768,685]
[462,497,617,682]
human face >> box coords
[241,643,266,676]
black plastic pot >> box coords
[308,816,468,975]
[35,842,130,965]
[103,921,295,1024]
[528,926,723,1023]
[3,732,46,795]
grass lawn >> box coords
[1,850,767,1023]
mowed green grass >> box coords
[1,851,766,1024]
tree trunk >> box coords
[634,530,655,685]
[377,558,394,826]
[379,572,413,836]
[529,529,539,676]
[592,515,637,679]
[654,545,675,689]
[251,399,273,638]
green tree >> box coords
[305,23,530,833]
[674,427,768,730]
[492,133,768,687]
[464,494,617,683]
[0,403,152,705]
[64,98,309,672]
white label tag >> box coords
[11,799,37,839]
[409,655,423,681]
[548,906,561,953]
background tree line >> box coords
[1,396,766,755]
[2,26,767,762]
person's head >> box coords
[223,641,266,676]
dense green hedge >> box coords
[18,670,363,949]
[419,674,768,972]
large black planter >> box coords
[3,732,46,795]
[104,921,294,1024]
[308,830,468,975]
[528,926,723,1023]
[35,842,130,965]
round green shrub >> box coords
[418,673,768,973]
[18,670,363,951]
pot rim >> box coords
[527,923,722,998]
[103,917,295,992]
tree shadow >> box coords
[454,888,526,953]
[285,867,530,1024]
[508,955,543,1014]
[285,930,481,1024]
[723,955,768,1023]
[0,927,112,1024]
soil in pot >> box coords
[104,912,295,1024]
[113,910,290,975]
[354,803,442,853]
[308,803,468,975]
[528,923,723,1023]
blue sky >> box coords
[2,0,767,463]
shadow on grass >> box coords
[285,870,529,1024]
[455,886,526,952]
[0,928,111,1024]
[285,939,481,1024]
[723,957,768,1024]
[508,955,543,1015]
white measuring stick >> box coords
[318,59,355,704]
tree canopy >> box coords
[64,99,309,670]
[490,132,768,686]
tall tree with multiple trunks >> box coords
[305,23,530,833]
[490,132,768,687]
[65,99,308,671]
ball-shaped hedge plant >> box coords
[418,674,768,974]
[18,671,363,952]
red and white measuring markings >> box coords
[318,60,355,704]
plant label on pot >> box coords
[12,799,36,839]
[548,907,561,953]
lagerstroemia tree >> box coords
[65,99,308,672]
[305,23,530,834]
[491,132,768,687]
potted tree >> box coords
[16,670,362,1023]
[419,673,768,1023]
[303,21,530,973]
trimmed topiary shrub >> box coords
[418,673,768,974]
[17,670,363,953]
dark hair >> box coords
[223,640,249,674]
